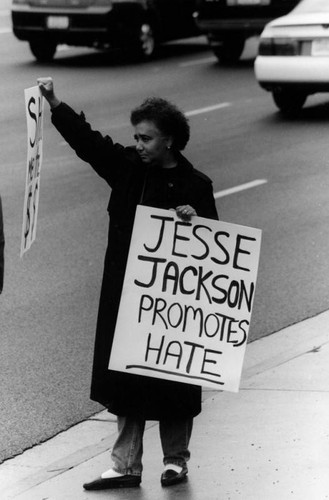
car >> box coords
[254,0,329,115]
[11,0,199,62]
[194,0,300,64]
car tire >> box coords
[272,89,307,116]
[212,38,245,64]
[29,40,57,62]
[131,22,156,60]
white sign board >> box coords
[109,205,262,392]
[21,86,44,257]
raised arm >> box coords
[38,77,126,187]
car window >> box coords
[293,0,329,13]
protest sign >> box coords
[21,86,44,257]
[109,205,262,392]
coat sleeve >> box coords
[51,102,126,187]
[0,197,4,294]
[192,173,219,221]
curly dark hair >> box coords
[130,97,190,151]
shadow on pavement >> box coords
[78,480,196,500]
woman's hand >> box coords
[37,77,61,109]
[175,205,197,221]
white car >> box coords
[254,0,329,115]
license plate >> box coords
[312,38,329,56]
[46,16,69,30]
[237,0,261,5]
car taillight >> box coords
[258,38,274,55]
[258,38,299,56]
[275,39,299,56]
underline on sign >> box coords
[125,365,224,386]
[214,179,268,199]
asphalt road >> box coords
[1,7,329,463]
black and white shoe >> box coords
[83,474,141,490]
[161,464,188,487]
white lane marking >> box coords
[186,102,231,117]
[214,179,267,199]
[57,45,71,52]
[57,44,92,52]
[179,56,217,68]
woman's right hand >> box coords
[37,77,61,109]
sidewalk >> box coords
[1,311,329,500]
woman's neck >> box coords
[161,151,178,169]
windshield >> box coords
[293,0,329,13]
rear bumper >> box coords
[196,17,269,38]
[11,7,113,45]
[255,55,329,92]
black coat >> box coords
[51,103,219,419]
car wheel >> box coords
[132,22,156,60]
[272,89,307,116]
[212,38,245,64]
[29,40,57,62]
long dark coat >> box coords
[51,102,218,420]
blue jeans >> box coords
[111,416,193,476]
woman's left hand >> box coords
[175,205,197,221]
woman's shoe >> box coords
[83,474,141,490]
[160,464,188,487]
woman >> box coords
[0,196,4,294]
[38,78,218,490]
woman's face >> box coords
[133,120,172,166]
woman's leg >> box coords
[159,417,193,469]
[111,415,146,476]
[83,415,145,490]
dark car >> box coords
[11,0,199,62]
[195,0,300,63]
